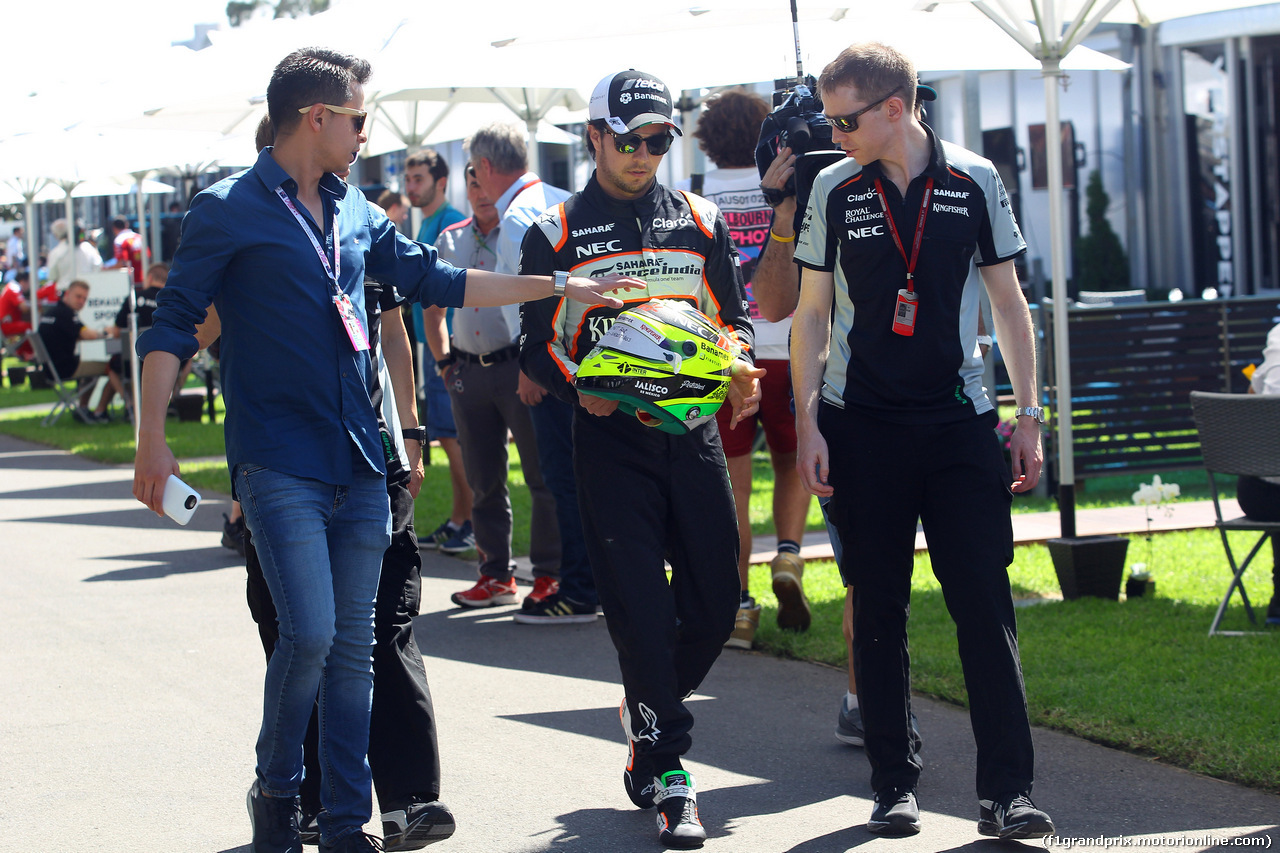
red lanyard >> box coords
[874,177,933,294]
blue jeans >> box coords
[235,464,391,842]
[528,395,596,606]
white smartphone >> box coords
[162,474,201,526]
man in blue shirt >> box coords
[132,47,635,853]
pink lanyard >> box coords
[274,186,340,291]
[274,186,369,351]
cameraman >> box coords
[678,90,813,650]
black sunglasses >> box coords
[825,85,902,134]
[607,129,674,156]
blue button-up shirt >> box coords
[138,148,468,486]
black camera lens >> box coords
[184,495,198,510]
[682,341,697,356]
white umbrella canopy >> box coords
[0,177,176,206]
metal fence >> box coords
[1036,295,1280,481]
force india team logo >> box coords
[587,255,704,281]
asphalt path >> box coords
[1,433,1276,853]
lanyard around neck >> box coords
[274,186,341,291]
[873,176,933,295]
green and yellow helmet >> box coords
[577,299,742,434]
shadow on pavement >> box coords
[2,479,137,502]
[417,555,1280,845]
[0,447,103,471]
[84,547,243,581]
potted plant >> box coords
[1126,567,1155,598]
[1125,476,1179,600]
[1048,534,1130,600]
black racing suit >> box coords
[519,174,754,771]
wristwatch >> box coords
[434,354,455,376]
[553,270,569,299]
[402,426,427,446]
[1014,406,1045,425]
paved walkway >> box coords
[1,433,1274,853]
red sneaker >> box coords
[522,576,560,610]
[450,576,518,608]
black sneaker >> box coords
[222,513,247,557]
[247,780,303,853]
[72,406,98,425]
[382,798,455,851]
[867,786,921,836]
[319,832,383,852]
[653,770,705,849]
[420,519,455,550]
[512,592,598,625]
[620,700,659,809]
[836,699,924,758]
[978,792,1055,839]
[299,809,320,846]
[1266,594,1280,627]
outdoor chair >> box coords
[1188,390,1280,636]
[21,331,96,427]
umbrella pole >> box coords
[64,187,76,282]
[23,193,39,326]
[1044,59,1076,537]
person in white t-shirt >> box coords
[678,89,814,650]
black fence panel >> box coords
[1038,296,1280,482]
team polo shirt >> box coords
[794,124,1025,424]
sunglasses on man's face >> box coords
[607,129,674,156]
[824,85,902,134]
[299,103,368,133]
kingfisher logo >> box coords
[635,381,665,397]
[587,316,616,340]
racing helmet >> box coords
[577,299,742,434]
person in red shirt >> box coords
[108,216,144,285]
[1,278,31,338]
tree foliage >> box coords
[1076,169,1131,292]
[226,0,330,27]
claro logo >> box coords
[575,240,623,258]
[848,225,885,239]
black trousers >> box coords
[1236,475,1280,607]
[820,402,1034,800]
[245,474,442,814]
[573,409,740,770]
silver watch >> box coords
[553,270,569,298]
[1014,406,1045,424]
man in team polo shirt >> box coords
[791,42,1053,841]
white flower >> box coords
[1132,476,1180,508]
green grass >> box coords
[749,528,1280,792]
